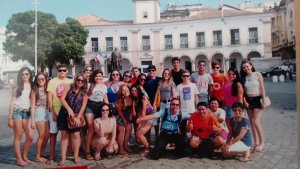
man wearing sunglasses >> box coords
[191,60,214,104]
[136,98,190,160]
[47,64,73,162]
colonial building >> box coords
[76,0,272,75]
[270,0,295,62]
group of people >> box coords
[7,57,268,167]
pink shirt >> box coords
[223,83,239,108]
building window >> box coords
[143,12,148,19]
[106,37,113,51]
[196,32,205,47]
[230,29,240,45]
[120,37,128,51]
[142,36,150,51]
[213,30,222,46]
[91,38,98,52]
[249,27,258,44]
[141,61,152,73]
[180,33,189,48]
[164,35,173,49]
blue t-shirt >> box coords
[230,117,252,147]
[154,109,190,134]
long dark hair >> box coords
[101,103,113,117]
[240,60,256,84]
[109,69,123,81]
[32,72,49,101]
[228,67,241,96]
[136,73,147,88]
[130,85,144,115]
[70,73,87,95]
[16,67,33,97]
[87,69,103,96]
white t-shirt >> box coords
[211,108,228,131]
[176,82,199,114]
[88,84,107,102]
[190,73,214,100]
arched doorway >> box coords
[180,55,192,72]
[247,51,261,59]
[229,52,243,70]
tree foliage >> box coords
[3,11,58,69]
[4,11,89,72]
[50,17,89,65]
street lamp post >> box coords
[34,0,38,75]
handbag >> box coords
[67,114,86,129]
[66,90,86,129]
[261,96,271,107]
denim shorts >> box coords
[225,106,234,118]
[12,108,30,120]
[35,107,49,122]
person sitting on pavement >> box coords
[187,102,225,158]
[136,98,190,159]
[92,103,118,161]
[221,102,252,162]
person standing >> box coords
[171,57,184,86]
[30,72,50,163]
[145,65,162,139]
[57,74,88,166]
[131,67,140,85]
[191,60,214,104]
[177,70,199,115]
[7,67,34,167]
[47,64,73,162]
[210,60,227,104]
[240,60,266,152]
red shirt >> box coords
[189,113,221,139]
[210,73,227,102]
[131,77,137,85]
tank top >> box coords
[66,91,83,114]
[223,83,239,108]
[15,88,31,109]
[107,82,122,103]
[244,72,260,95]
[36,88,47,108]
[160,82,175,101]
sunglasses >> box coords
[171,103,179,106]
[58,69,67,72]
[38,78,46,81]
[182,75,190,78]
[22,73,29,76]
[76,79,85,83]
[85,69,92,72]
[112,74,119,76]
[124,74,131,78]
[102,109,110,112]
[198,64,206,67]
[139,79,146,81]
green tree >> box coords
[3,11,58,71]
[50,17,89,66]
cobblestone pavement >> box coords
[0,80,297,169]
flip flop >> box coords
[140,149,150,157]
[239,157,251,162]
[16,161,29,167]
[86,152,94,160]
[35,157,47,163]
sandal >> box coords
[140,149,150,157]
[58,160,65,166]
[45,157,55,165]
[239,157,250,162]
[74,157,80,164]
[35,157,47,163]
[86,152,94,160]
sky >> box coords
[0,0,276,27]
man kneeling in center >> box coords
[136,97,190,160]
[187,102,225,158]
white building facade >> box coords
[77,0,272,75]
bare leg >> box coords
[94,137,107,160]
[59,131,69,166]
[136,122,153,154]
[35,121,46,161]
[22,119,34,163]
[124,124,133,153]
[71,131,81,164]
[40,121,50,157]
[85,114,95,157]
[49,133,57,159]
[117,126,127,155]
[253,108,264,151]
[247,109,259,146]
[13,120,28,166]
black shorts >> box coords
[246,96,262,109]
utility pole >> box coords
[34,0,38,75]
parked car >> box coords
[261,67,285,77]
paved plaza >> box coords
[0,80,297,169]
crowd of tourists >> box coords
[7,57,268,166]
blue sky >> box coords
[0,0,274,27]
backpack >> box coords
[161,108,182,134]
